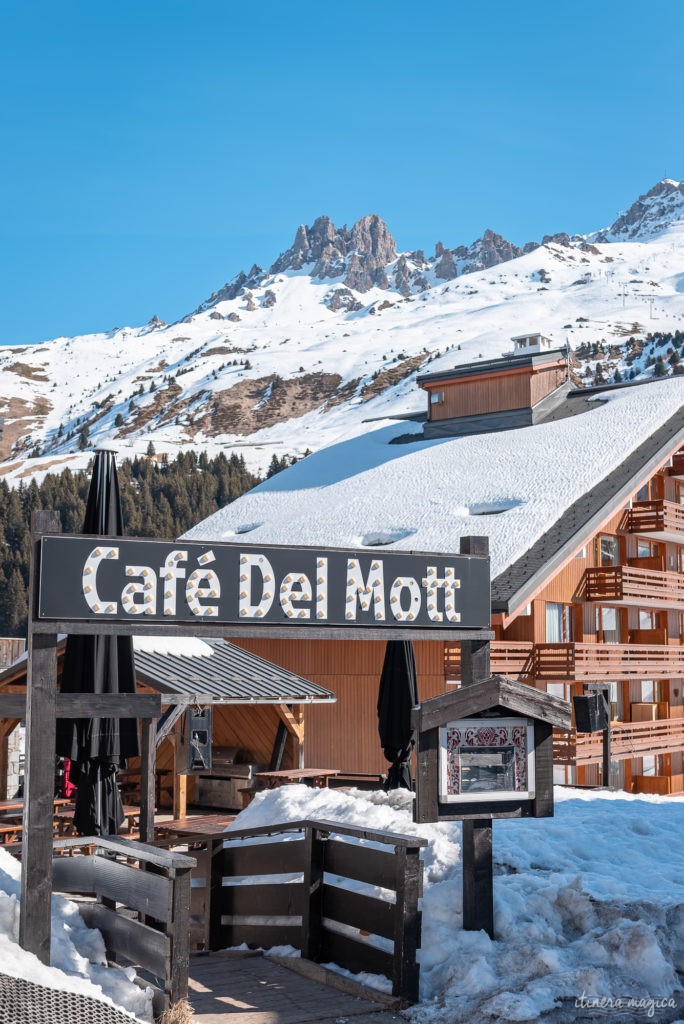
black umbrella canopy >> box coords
[56,450,139,835]
[377,639,419,791]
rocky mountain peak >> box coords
[269,213,397,293]
[595,178,684,242]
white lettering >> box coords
[345,558,386,621]
[160,549,187,617]
[186,550,220,617]
[81,545,119,614]
[280,572,312,619]
[122,565,157,616]
[238,553,274,619]
[422,566,461,622]
[315,557,328,620]
[390,576,421,621]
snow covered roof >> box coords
[185,376,684,615]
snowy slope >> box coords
[185,376,684,581]
[1,179,684,483]
[226,785,684,1023]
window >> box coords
[439,718,536,803]
[596,606,621,643]
[635,484,649,502]
[639,609,656,630]
[597,535,620,566]
[636,539,659,558]
[430,391,444,405]
[574,546,587,559]
[641,755,656,777]
[641,680,654,701]
[546,602,573,642]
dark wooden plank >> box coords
[32,619,493,642]
[223,819,427,848]
[54,834,196,869]
[532,721,554,817]
[301,826,324,960]
[79,903,170,977]
[169,865,192,1002]
[392,846,422,1003]
[415,726,440,825]
[19,510,60,965]
[322,883,395,940]
[462,819,494,938]
[208,837,225,952]
[324,839,397,890]
[0,693,162,719]
[95,856,171,919]
[52,856,96,893]
[221,924,302,950]
[222,838,304,877]
[139,718,156,844]
[221,882,303,917]
[269,720,288,771]
[460,638,491,687]
[319,928,393,979]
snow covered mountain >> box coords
[1,178,683,484]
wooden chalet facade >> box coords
[228,341,684,798]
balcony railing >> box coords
[553,719,684,765]
[534,642,684,680]
[447,639,684,682]
[625,499,684,542]
[584,565,684,609]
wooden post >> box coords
[172,717,187,820]
[459,537,490,688]
[19,509,61,963]
[601,688,611,787]
[168,864,192,1005]
[392,844,422,1003]
[301,825,325,961]
[458,536,494,938]
[139,718,156,843]
[207,835,225,951]
[462,819,494,939]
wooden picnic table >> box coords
[154,813,235,842]
[54,804,142,837]
[0,798,73,845]
[255,768,341,789]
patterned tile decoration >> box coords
[444,721,528,796]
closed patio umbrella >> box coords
[56,450,139,835]
[377,639,418,791]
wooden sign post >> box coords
[413,537,572,940]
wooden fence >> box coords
[193,819,426,1004]
[52,835,195,1017]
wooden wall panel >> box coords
[233,638,446,775]
[432,373,532,421]
[530,367,567,406]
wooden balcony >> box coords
[583,565,684,609]
[625,499,684,543]
[554,718,684,765]
[445,641,535,681]
[534,641,684,681]
[448,639,684,683]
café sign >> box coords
[38,535,490,630]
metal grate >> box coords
[0,971,144,1024]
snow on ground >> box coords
[0,847,153,1021]
[227,784,684,1023]
[187,375,684,580]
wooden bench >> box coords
[0,823,22,845]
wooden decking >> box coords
[188,952,405,1024]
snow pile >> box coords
[187,376,684,580]
[132,635,213,658]
[228,785,684,1023]
[0,848,153,1021]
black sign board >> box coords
[37,535,491,631]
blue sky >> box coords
[1,0,682,346]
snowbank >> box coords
[0,847,153,1021]
[227,784,684,1023]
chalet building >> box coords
[185,338,684,801]
[418,332,569,438]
